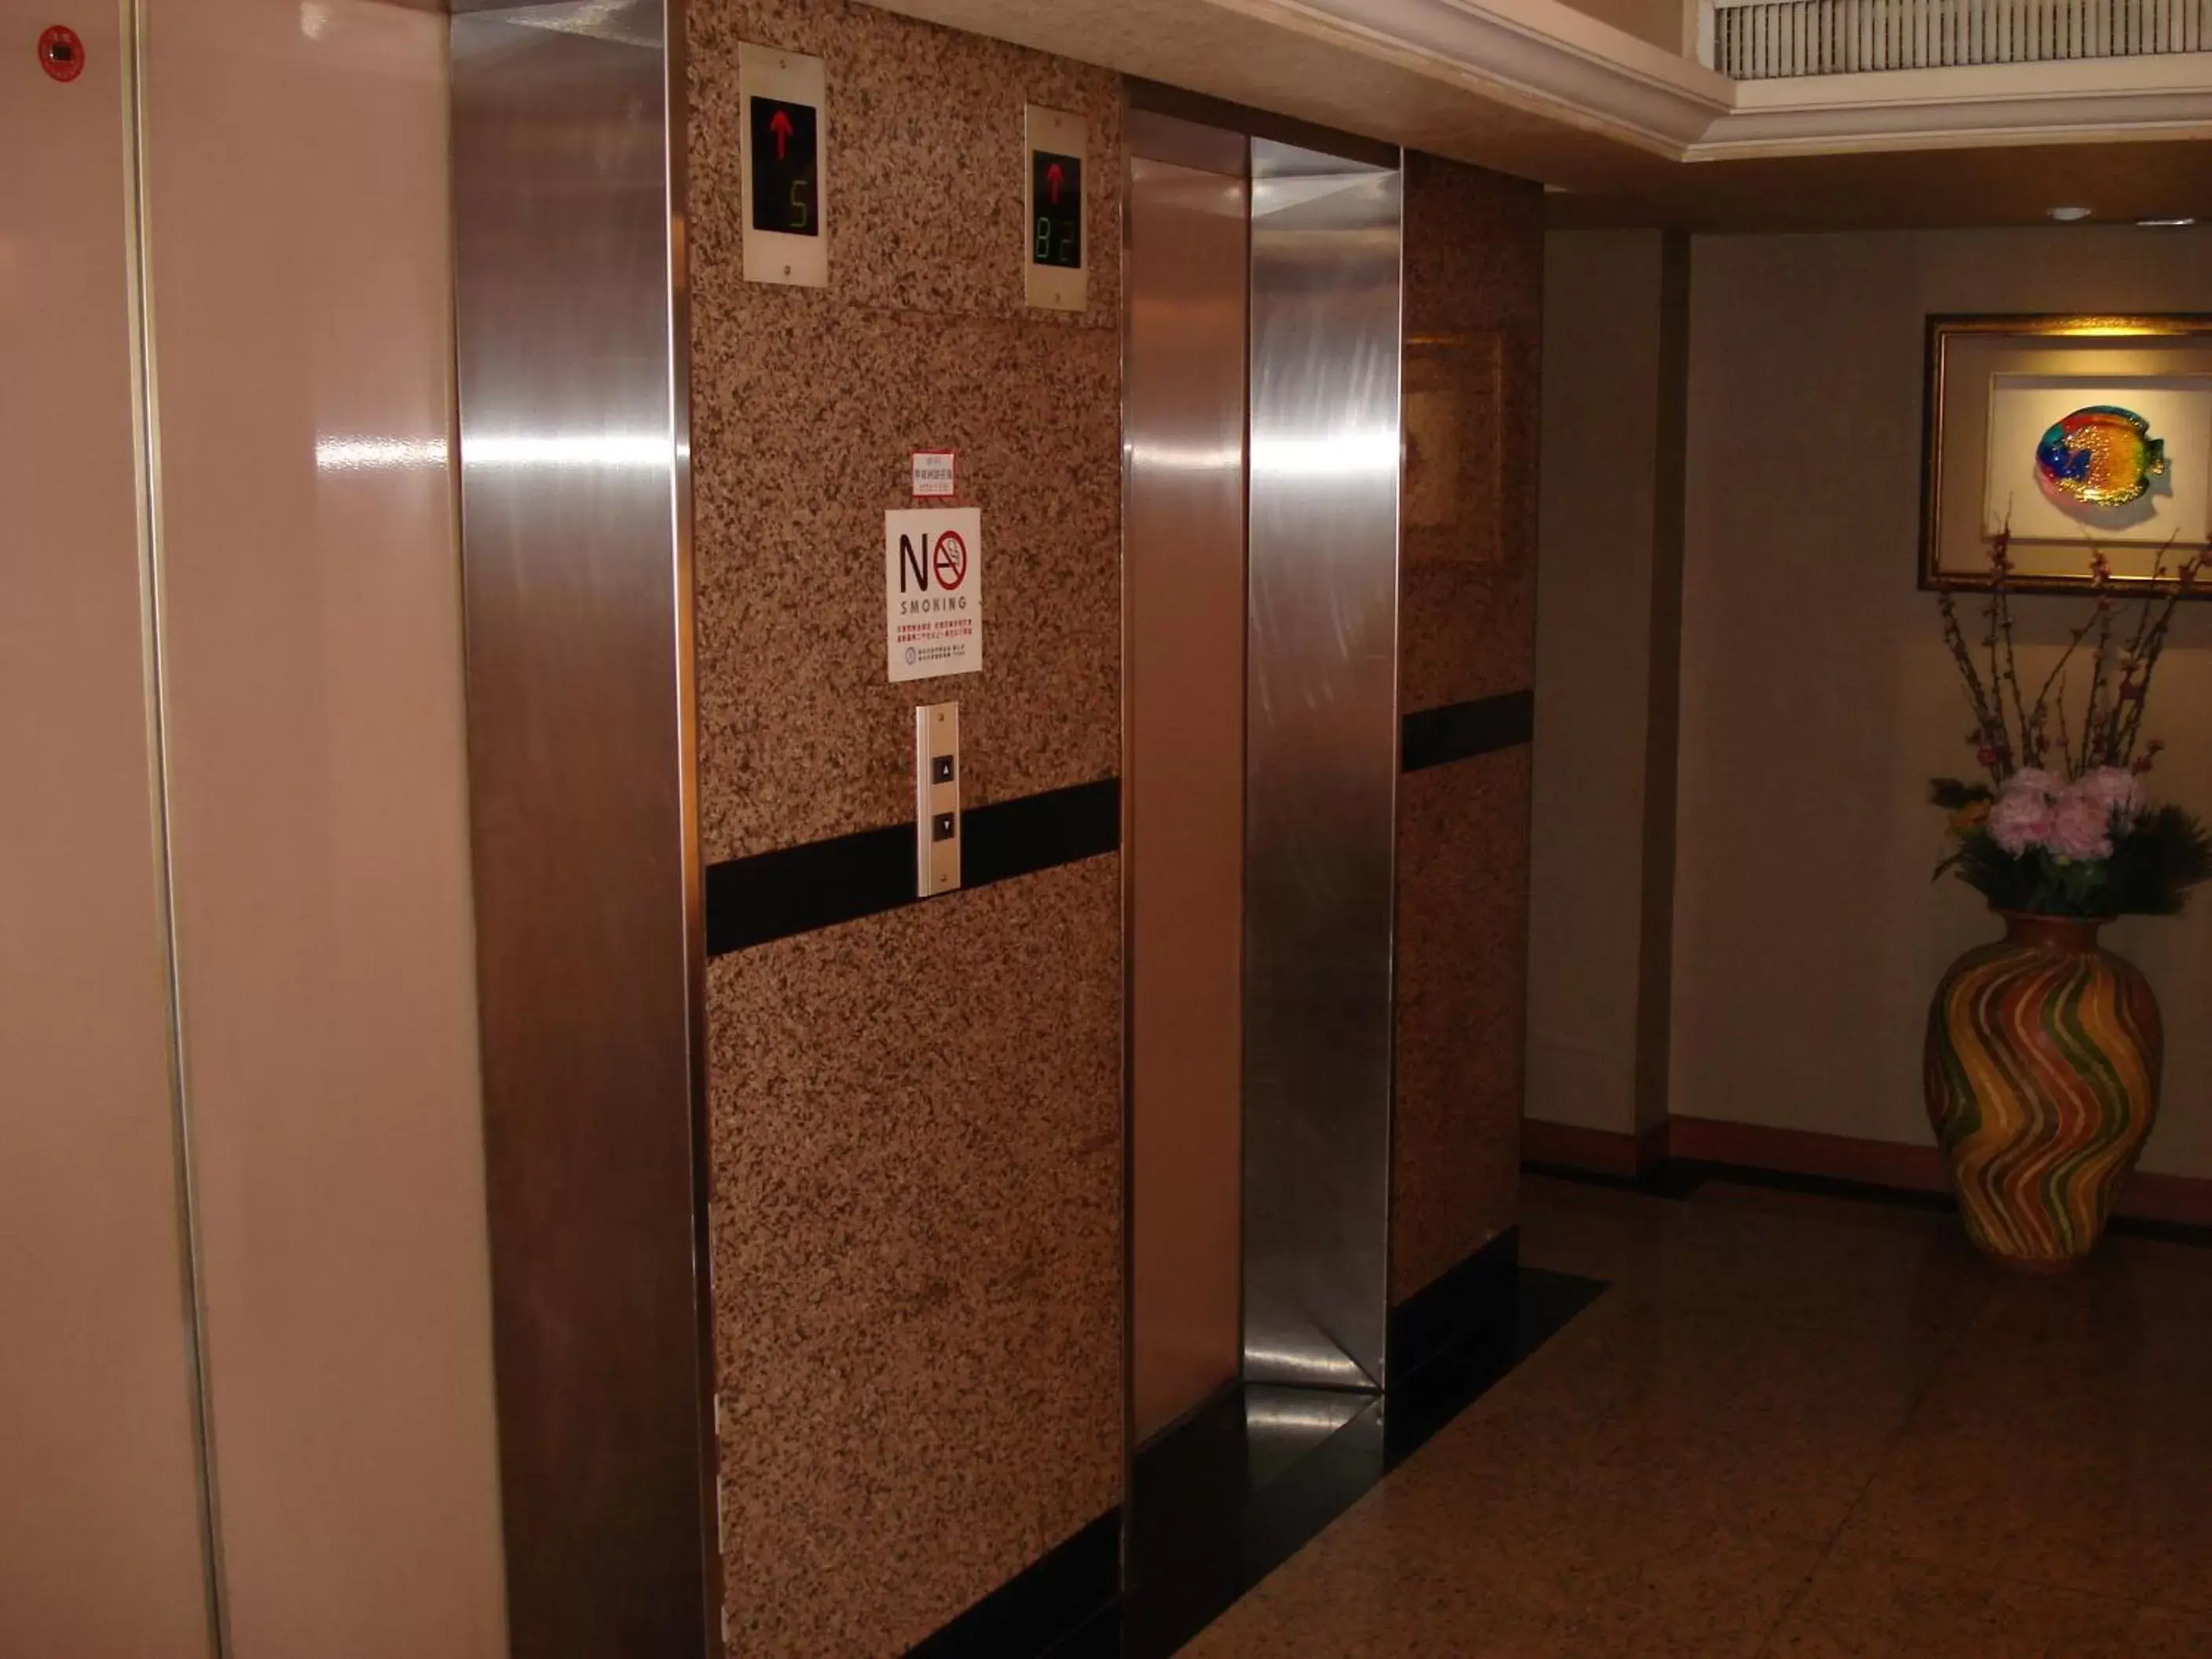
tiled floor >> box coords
[1182,1174,2212,1657]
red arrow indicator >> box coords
[1045,161,1065,206]
[768,108,793,161]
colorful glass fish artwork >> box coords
[2034,406,2170,507]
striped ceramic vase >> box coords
[1924,911,2163,1270]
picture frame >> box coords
[1920,313,2212,597]
[1402,328,1503,560]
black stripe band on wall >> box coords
[1400,688,1534,773]
[706,686,1529,957]
[705,776,1120,956]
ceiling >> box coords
[1549,136,2212,232]
[867,0,2212,232]
[870,0,1706,188]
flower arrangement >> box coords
[1931,533,2212,918]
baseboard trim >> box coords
[1528,1112,2212,1229]
[906,1507,1119,1658]
[2115,1170,2212,1229]
[1668,1115,1949,1193]
[1122,1263,1606,1659]
[1522,1118,1668,1180]
[1389,1225,1519,1380]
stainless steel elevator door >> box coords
[1242,139,1404,1392]
[1125,134,1251,1444]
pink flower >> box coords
[1987,771,2058,856]
[2077,766,2142,832]
[2049,787,2115,862]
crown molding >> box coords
[869,0,2212,173]
[1223,0,2212,159]
[1216,0,1734,154]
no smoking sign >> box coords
[884,507,983,684]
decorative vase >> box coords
[1923,910,2163,1270]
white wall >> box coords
[1675,225,2212,1180]
[1528,230,1670,1135]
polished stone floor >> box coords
[1184,1174,2212,1657]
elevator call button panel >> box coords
[915,702,962,898]
[1024,105,1087,313]
[739,44,828,288]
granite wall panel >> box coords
[692,303,1121,857]
[1391,151,1544,1304]
[1391,750,1533,1301]
[706,859,1120,1654]
[690,0,1124,861]
[690,0,1122,329]
[688,0,1124,1647]
[1397,149,1544,712]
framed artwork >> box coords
[1402,329,1502,561]
[1920,314,2212,595]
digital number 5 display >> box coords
[749,96,819,237]
[1031,150,1082,271]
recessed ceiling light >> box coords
[2137,216,2198,228]
[2047,205,2093,222]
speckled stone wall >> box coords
[1390,151,1544,1305]
[687,1,1124,1650]
[690,0,1123,861]
[704,862,1120,1654]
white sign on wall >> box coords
[910,450,956,497]
[885,507,983,683]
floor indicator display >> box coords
[1024,104,1087,313]
[738,44,827,287]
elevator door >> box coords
[1126,123,1250,1444]
[1,6,214,1649]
